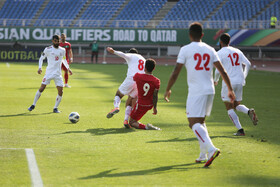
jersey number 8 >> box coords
[138,59,144,70]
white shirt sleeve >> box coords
[176,48,185,64]
[39,48,47,69]
[239,51,251,79]
[113,51,130,62]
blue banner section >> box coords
[0,46,44,62]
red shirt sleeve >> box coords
[155,78,160,90]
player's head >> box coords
[219,33,230,48]
[189,22,204,41]
[52,35,60,48]
[145,58,156,73]
[61,33,66,43]
[128,48,138,54]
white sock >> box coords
[113,96,121,108]
[124,105,132,121]
[236,104,249,114]
[202,123,208,134]
[54,95,62,108]
[33,90,42,106]
[192,123,216,153]
[228,109,242,130]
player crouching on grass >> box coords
[127,59,161,130]
[28,35,72,113]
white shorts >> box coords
[118,77,137,98]
[186,94,214,118]
[221,84,243,102]
[42,74,64,87]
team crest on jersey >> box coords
[55,56,59,61]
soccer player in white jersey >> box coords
[214,33,258,136]
[106,47,145,128]
[164,22,235,167]
[28,35,72,113]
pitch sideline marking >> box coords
[25,149,44,187]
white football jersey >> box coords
[114,51,145,79]
[39,46,68,76]
[216,46,251,86]
[177,42,220,96]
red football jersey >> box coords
[59,42,71,62]
[133,73,160,106]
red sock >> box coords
[139,123,146,130]
[64,71,68,84]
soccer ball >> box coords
[69,112,80,123]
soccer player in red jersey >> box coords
[128,59,161,130]
[59,33,73,88]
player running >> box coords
[59,33,73,88]
[214,33,258,136]
[164,22,235,167]
[106,47,145,127]
[28,35,72,113]
[128,59,161,130]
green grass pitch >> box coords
[0,62,280,186]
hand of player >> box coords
[152,108,157,115]
[214,81,218,86]
[38,68,42,74]
[70,58,73,63]
[164,90,172,102]
[106,47,114,54]
[68,69,73,75]
[228,90,236,103]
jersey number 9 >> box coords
[143,83,150,96]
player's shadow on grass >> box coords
[146,135,240,143]
[0,112,53,118]
[62,128,135,136]
[78,162,200,180]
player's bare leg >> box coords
[28,84,46,111]
[107,90,124,118]
[225,101,245,136]
[53,86,63,113]
[189,117,220,167]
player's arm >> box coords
[69,45,73,63]
[62,56,73,75]
[164,63,184,102]
[38,49,47,74]
[214,61,235,102]
[107,47,130,61]
[241,53,251,79]
[152,89,159,115]
[214,68,220,86]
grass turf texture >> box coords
[0,62,280,186]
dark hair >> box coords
[128,48,138,54]
[145,58,156,73]
[52,35,60,40]
[189,22,203,40]
[220,33,230,45]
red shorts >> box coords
[130,103,153,121]
[61,60,69,71]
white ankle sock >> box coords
[192,123,215,153]
[33,90,42,106]
[114,96,121,108]
[228,109,242,130]
[236,104,249,114]
[124,106,132,121]
[54,95,62,108]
